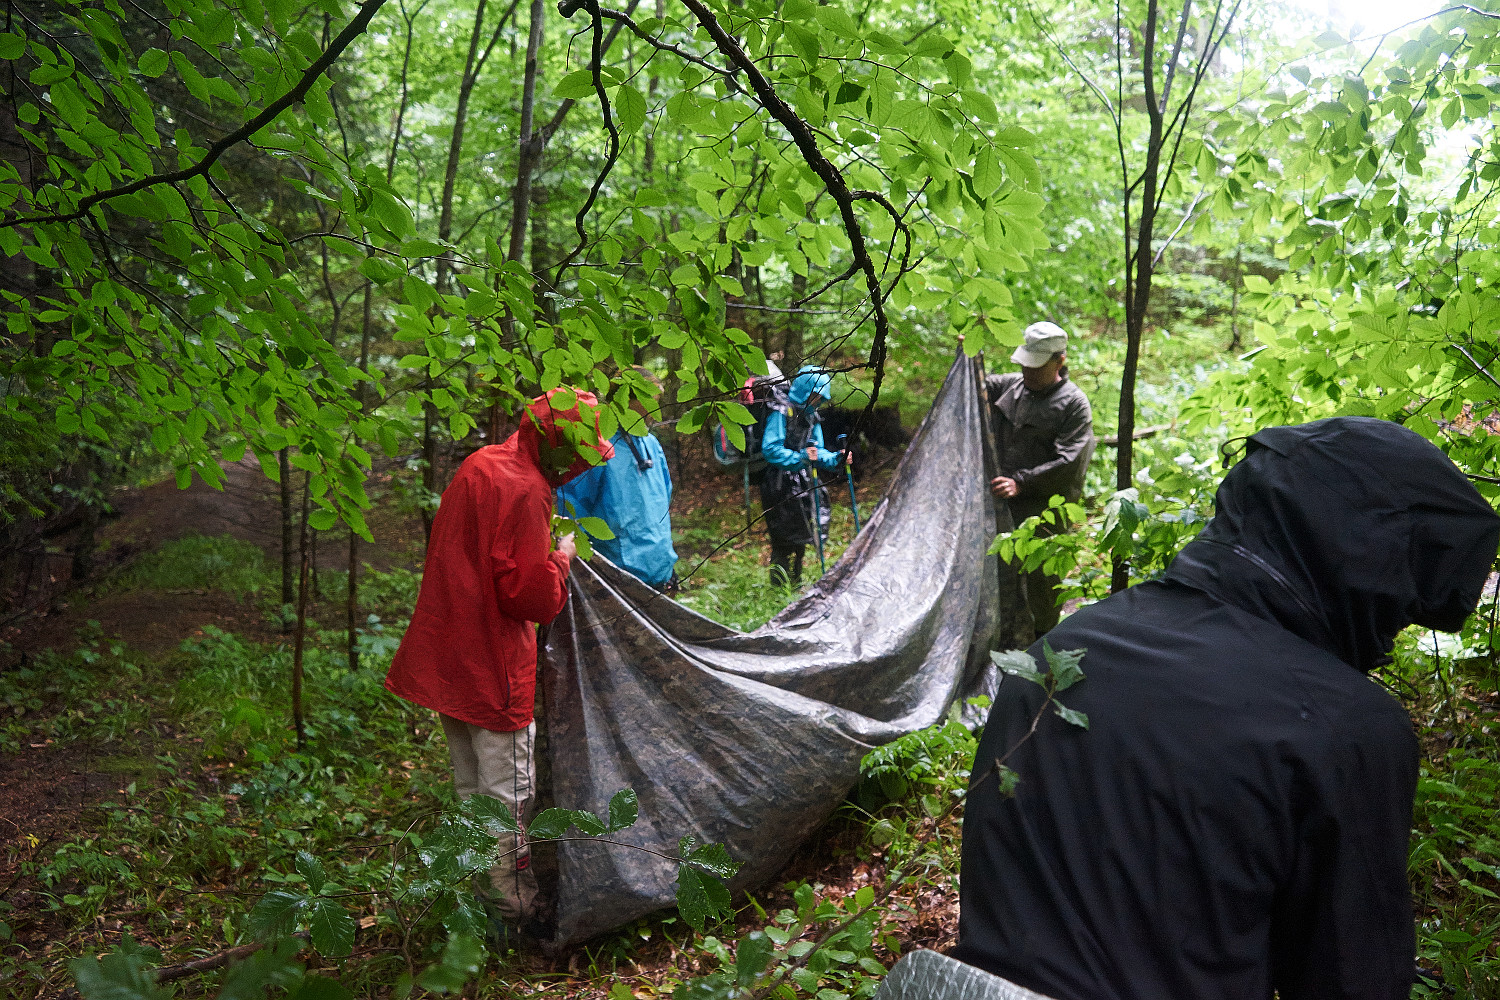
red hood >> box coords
[518,389,615,487]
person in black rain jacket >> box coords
[952,417,1500,1000]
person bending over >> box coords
[760,365,848,586]
[953,417,1500,1000]
[385,389,612,935]
[986,321,1095,636]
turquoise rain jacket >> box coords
[761,367,842,472]
[556,429,679,588]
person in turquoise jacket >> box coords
[557,419,679,590]
[760,366,847,586]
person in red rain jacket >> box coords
[385,389,613,932]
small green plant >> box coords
[66,789,740,1000]
[856,698,984,813]
[114,535,273,600]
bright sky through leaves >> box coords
[1290,0,1451,36]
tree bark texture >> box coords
[292,471,311,749]
[279,448,294,608]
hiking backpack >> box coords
[711,373,781,480]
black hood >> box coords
[1165,417,1500,672]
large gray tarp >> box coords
[538,351,1029,945]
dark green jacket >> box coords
[985,372,1095,524]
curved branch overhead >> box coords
[1,0,392,231]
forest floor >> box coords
[4,339,1499,997]
[0,432,937,999]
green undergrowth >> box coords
[112,535,275,601]
[0,611,448,998]
[1394,622,1500,998]
[674,497,862,632]
[0,526,963,1000]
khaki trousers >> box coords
[440,714,539,924]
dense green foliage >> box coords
[5,0,1500,996]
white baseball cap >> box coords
[1010,321,1069,368]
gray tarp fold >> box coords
[539,351,1026,945]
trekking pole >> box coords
[837,433,860,535]
[809,465,827,575]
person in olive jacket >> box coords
[986,321,1095,634]
[953,417,1500,1000]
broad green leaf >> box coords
[1041,640,1086,691]
[578,516,616,540]
[1054,703,1090,729]
[287,975,354,1000]
[443,890,486,938]
[615,84,647,132]
[294,851,328,894]
[526,807,575,839]
[785,22,820,65]
[137,47,169,77]
[248,890,308,941]
[418,933,484,994]
[990,649,1043,686]
[607,788,639,832]
[682,838,741,879]
[571,809,608,836]
[307,898,355,958]
[0,33,26,61]
[462,793,521,834]
[813,6,857,37]
[675,864,732,932]
[735,931,774,984]
[69,935,167,1000]
[358,256,404,284]
[553,69,597,100]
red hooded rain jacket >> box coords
[385,391,613,732]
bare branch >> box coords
[597,4,741,91]
[1157,0,1193,114]
[677,0,894,412]
[552,0,624,283]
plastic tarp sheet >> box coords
[538,351,1029,945]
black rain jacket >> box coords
[953,417,1500,1000]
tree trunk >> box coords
[292,470,311,750]
[1111,0,1165,595]
[70,491,99,582]
[642,0,666,178]
[508,0,546,265]
[786,271,808,367]
[348,281,374,672]
[309,521,319,600]
[531,183,553,324]
[279,448,294,609]
[435,0,491,294]
[347,1,418,663]
[1227,246,1242,353]
[488,0,546,442]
